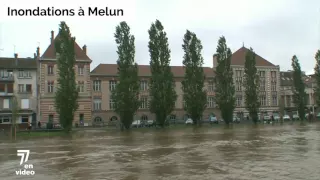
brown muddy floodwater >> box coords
[1,123,320,180]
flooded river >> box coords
[1,123,320,180]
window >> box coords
[2,70,8,77]
[7,84,13,93]
[260,95,266,106]
[271,81,277,91]
[259,71,265,77]
[21,99,29,109]
[208,81,214,92]
[93,80,101,92]
[0,83,4,92]
[109,80,117,91]
[140,80,148,91]
[79,114,84,122]
[207,96,215,108]
[18,84,24,92]
[272,92,277,106]
[78,81,84,92]
[94,117,102,122]
[18,70,24,77]
[23,71,31,78]
[21,116,29,123]
[140,96,149,109]
[48,114,54,123]
[236,81,242,91]
[48,81,54,93]
[3,99,9,109]
[260,79,265,91]
[93,99,102,110]
[271,71,276,78]
[236,96,242,107]
[235,70,242,77]
[141,115,148,120]
[170,114,176,120]
[3,116,11,123]
[26,84,32,93]
[48,65,54,75]
[7,70,13,77]
[78,65,84,75]
[109,96,116,110]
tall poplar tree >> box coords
[181,30,207,125]
[148,20,177,127]
[112,21,140,130]
[314,50,320,112]
[243,48,260,123]
[214,37,235,124]
[291,55,306,120]
[54,21,79,133]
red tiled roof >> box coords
[231,47,276,67]
[41,31,91,61]
[91,64,215,77]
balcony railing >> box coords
[0,92,13,96]
[0,76,14,81]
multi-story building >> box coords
[213,46,281,119]
[0,54,37,129]
[280,71,315,115]
[90,64,218,125]
[37,31,92,125]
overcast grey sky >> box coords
[1,0,320,74]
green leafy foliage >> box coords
[112,21,140,130]
[181,30,207,125]
[243,48,260,123]
[291,55,306,120]
[148,20,177,127]
[54,21,79,133]
[314,50,320,109]
[213,37,235,124]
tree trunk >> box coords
[10,126,12,140]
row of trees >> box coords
[53,20,320,132]
[111,20,263,129]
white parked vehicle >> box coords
[263,115,271,121]
[233,117,240,123]
[273,114,280,121]
[283,115,290,121]
[209,116,218,124]
[185,118,193,124]
[132,120,142,128]
[292,114,299,120]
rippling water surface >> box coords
[1,123,320,180]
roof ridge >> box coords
[41,30,91,61]
[230,46,276,67]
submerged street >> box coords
[0,123,320,180]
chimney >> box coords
[212,54,218,68]
[51,30,54,44]
[14,53,18,66]
[36,47,40,58]
[82,45,87,55]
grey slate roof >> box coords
[0,57,37,69]
[280,71,312,88]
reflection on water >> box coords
[1,123,320,180]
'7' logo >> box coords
[17,150,30,165]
